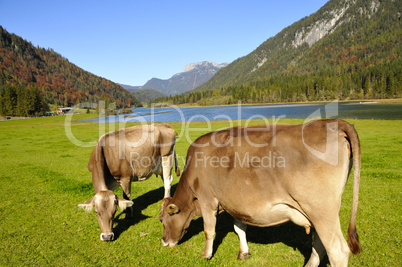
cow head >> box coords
[78,190,133,241]
[159,197,200,248]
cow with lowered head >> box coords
[79,123,180,241]
[159,119,361,266]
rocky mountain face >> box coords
[291,2,352,48]
[141,61,229,95]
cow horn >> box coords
[305,226,311,235]
[166,204,180,215]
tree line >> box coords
[0,83,49,117]
[151,57,401,106]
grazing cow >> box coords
[79,123,180,241]
[159,119,361,266]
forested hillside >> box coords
[153,0,401,105]
[130,88,167,104]
[0,26,141,116]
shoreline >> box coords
[148,98,402,108]
[2,98,401,121]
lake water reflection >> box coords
[88,101,402,123]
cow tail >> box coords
[342,121,362,255]
[174,149,181,177]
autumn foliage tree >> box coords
[0,84,49,116]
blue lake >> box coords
[87,101,402,123]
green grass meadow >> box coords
[0,115,400,266]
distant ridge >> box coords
[142,61,229,95]
[119,83,167,104]
[131,88,167,104]
[118,84,142,91]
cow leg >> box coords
[162,154,174,198]
[200,203,218,259]
[305,230,326,267]
[234,219,250,259]
[313,218,350,267]
[120,178,133,217]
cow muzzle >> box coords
[100,233,114,241]
[161,239,176,248]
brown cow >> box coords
[79,123,180,241]
[159,119,361,266]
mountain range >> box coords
[197,0,398,90]
[141,61,229,95]
[1,0,400,111]
[154,0,401,105]
[120,61,229,103]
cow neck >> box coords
[92,162,109,193]
[172,179,195,212]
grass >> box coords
[0,115,401,266]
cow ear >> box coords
[166,203,180,215]
[116,196,134,211]
[161,197,171,207]
[78,197,95,212]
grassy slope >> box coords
[0,116,400,266]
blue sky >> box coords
[0,0,328,86]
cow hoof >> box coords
[237,252,251,260]
[201,254,212,260]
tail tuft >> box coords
[348,224,362,255]
[176,166,181,177]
